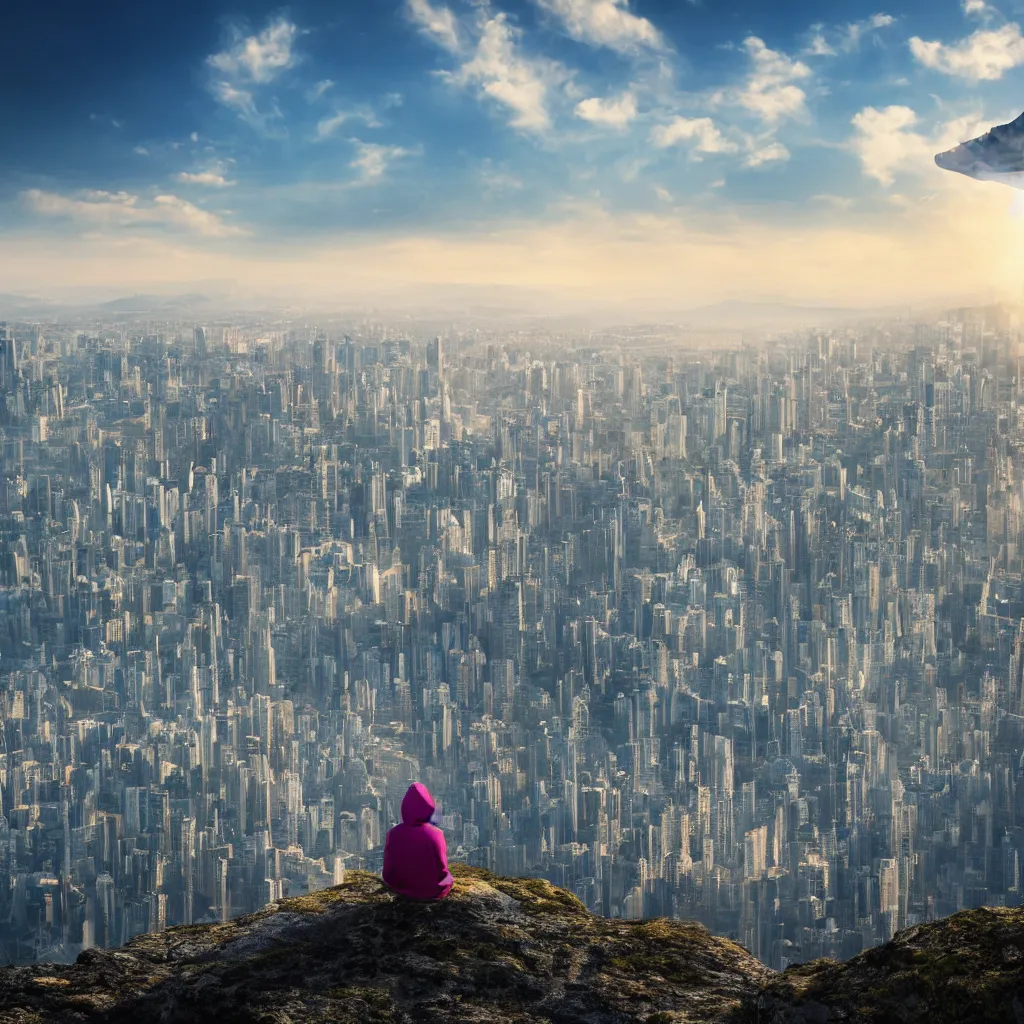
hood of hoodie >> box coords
[400,783,435,825]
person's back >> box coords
[382,782,453,901]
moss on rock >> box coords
[0,871,1021,1024]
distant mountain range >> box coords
[93,293,213,313]
[0,293,60,317]
[0,292,210,318]
[672,299,909,330]
[0,289,1008,332]
[0,290,239,321]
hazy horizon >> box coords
[6,0,1024,313]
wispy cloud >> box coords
[404,1,568,134]
[306,79,334,102]
[963,0,995,16]
[316,112,354,141]
[315,109,382,142]
[744,139,789,167]
[207,16,299,133]
[842,13,896,52]
[208,16,300,84]
[805,27,837,57]
[849,105,991,185]
[210,81,283,135]
[910,22,1024,80]
[349,141,414,184]
[21,188,244,237]
[650,117,738,157]
[812,193,855,209]
[481,161,524,193]
[442,13,565,134]
[574,91,637,128]
[804,15,895,59]
[406,0,463,54]
[533,0,665,55]
[175,162,236,188]
[714,37,811,124]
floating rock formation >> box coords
[935,111,1024,188]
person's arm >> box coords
[431,827,453,887]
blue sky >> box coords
[5,0,1024,310]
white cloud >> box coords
[650,117,738,157]
[745,140,790,167]
[316,112,352,141]
[21,188,243,237]
[150,195,243,236]
[850,105,929,185]
[315,109,382,142]
[207,17,299,133]
[715,37,811,124]
[210,81,280,134]
[910,23,1024,80]
[445,14,561,133]
[133,146,149,156]
[533,0,665,55]
[850,104,992,186]
[805,27,836,56]
[963,0,993,16]
[843,13,895,51]
[406,0,462,53]
[806,14,895,56]
[410,5,564,134]
[812,194,855,209]
[307,79,334,102]
[349,141,413,184]
[175,164,235,187]
[12,179,1024,316]
[208,17,299,83]
[618,158,648,182]
[574,91,637,127]
[481,162,524,192]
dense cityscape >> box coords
[0,306,1022,974]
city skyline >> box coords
[0,308,1023,967]
[7,0,1024,309]
[8,0,1024,984]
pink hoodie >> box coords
[382,783,454,901]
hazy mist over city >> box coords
[6,0,1024,984]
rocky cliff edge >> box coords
[0,865,1021,1024]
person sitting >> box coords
[382,782,454,901]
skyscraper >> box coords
[427,335,443,376]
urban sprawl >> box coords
[0,310,1021,972]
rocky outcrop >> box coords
[759,904,1024,1024]
[935,110,1024,189]
[0,865,1021,1023]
